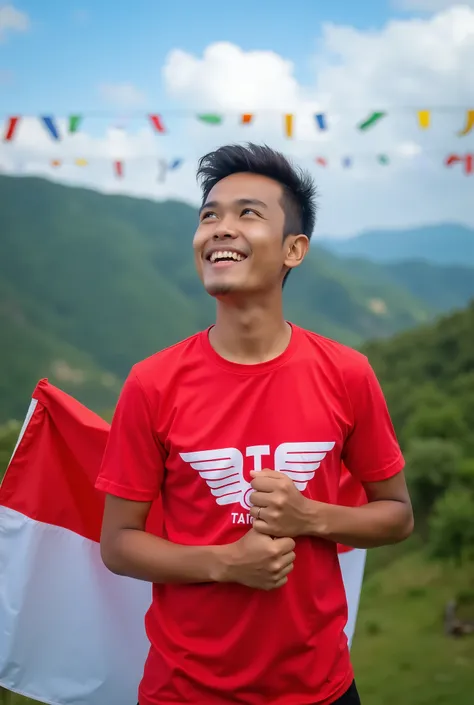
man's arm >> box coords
[300,471,414,548]
[99,495,227,583]
[249,470,414,547]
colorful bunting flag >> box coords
[241,113,253,125]
[75,158,88,167]
[197,114,223,125]
[284,114,294,138]
[445,153,473,175]
[358,112,386,131]
[51,160,61,168]
[68,115,82,134]
[114,160,123,178]
[315,157,327,167]
[315,114,327,131]
[3,116,20,142]
[378,155,390,165]
[169,158,183,170]
[41,116,60,141]
[417,110,430,129]
[149,114,166,134]
[458,110,474,137]
[342,157,352,168]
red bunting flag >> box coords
[315,157,327,167]
[445,153,473,174]
[3,116,20,142]
[241,114,253,125]
[149,114,166,134]
[114,160,124,178]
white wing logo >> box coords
[274,441,336,491]
[180,448,253,509]
[181,441,335,510]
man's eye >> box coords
[202,212,216,220]
[242,208,257,216]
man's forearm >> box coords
[303,499,414,548]
[101,528,227,584]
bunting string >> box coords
[1,152,472,181]
[2,107,474,142]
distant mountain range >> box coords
[1,174,474,422]
[316,224,474,266]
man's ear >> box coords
[284,234,309,272]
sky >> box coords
[1,0,474,237]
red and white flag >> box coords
[0,380,366,705]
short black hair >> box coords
[196,143,317,242]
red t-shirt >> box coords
[96,324,404,705]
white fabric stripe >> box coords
[5,398,38,472]
[0,506,366,705]
[339,547,367,648]
[0,506,152,705]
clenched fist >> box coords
[249,470,312,538]
[221,528,296,591]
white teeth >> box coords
[210,250,245,263]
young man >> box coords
[96,143,414,705]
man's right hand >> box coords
[217,528,296,591]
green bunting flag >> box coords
[197,114,223,125]
[68,115,82,133]
[358,112,386,131]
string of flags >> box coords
[4,153,473,181]
[2,109,474,141]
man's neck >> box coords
[209,293,291,365]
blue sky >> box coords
[3,0,426,115]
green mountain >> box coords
[314,250,474,316]
[1,174,474,423]
[316,224,474,265]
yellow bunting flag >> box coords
[284,114,294,138]
[75,158,88,167]
[241,113,253,125]
[458,110,474,136]
[417,110,430,129]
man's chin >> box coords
[204,279,243,297]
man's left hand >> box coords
[249,470,311,538]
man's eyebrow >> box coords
[199,198,268,215]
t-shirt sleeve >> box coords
[95,369,166,501]
[342,357,405,483]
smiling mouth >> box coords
[206,250,248,265]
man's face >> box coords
[193,172,307,298]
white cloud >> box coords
[98,82,147,108]
[2,6,474,237]
[394,1,474,11]
[0,4,29,41]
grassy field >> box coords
[2,550,473,705]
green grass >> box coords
[352,551,474,705]
[3,551,473,705]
